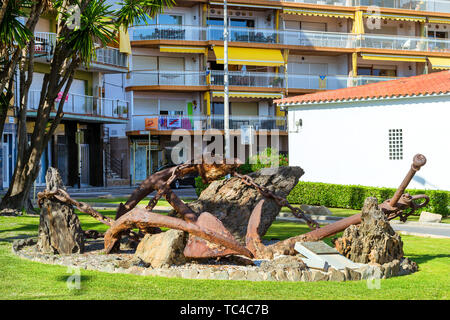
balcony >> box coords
[127,71,207,88]
[27,90,129,122]
[129,25,355,49]
[34,32,128,70]
[287,74,397,90]
[130,114,288,132]
[210,71,285,88]
[358,34,450,53]
[278,0,450,13]
[126,70,396,91]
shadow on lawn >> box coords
[406,254,450,264]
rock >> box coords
[343,267,361,281]
[187,166,304,244]
[300,205,333,216]
[398,258,418,276]
[245,270,263,281]
[12,238,36,252]
[181,269,199,279]
[335,197,403,265]
[328,268,345,282]
[260,255,306,271]
[311,270,329,282]
[98,193,114,199]
[300,270,312,282]
[37,168,84,254]
[286,268,303,281]
[419,211,442,223]
[135,230,188,268]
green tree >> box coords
[0,0,175,212]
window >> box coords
[207,18,254,28]
[389,129,403,160]
[159,14,182,25]
[300,22,327,32]
[358,66,397,77]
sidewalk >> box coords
[276,213,450,239]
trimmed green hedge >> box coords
[287,181,450,216]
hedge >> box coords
[287,181,450,216]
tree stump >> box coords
[335,197,403,265]
[37,168,84,254]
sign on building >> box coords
[145,117,159,130]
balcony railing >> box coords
[278,0,450,13]
[28,90,128,119]
[130,24,450,53]
[210,71,285,88]
[131,114,288,132]
[33,32,128,68]
[358,34,450,53]
[127,70,396,90]
[95,47,128,68]
[128,71,207,87]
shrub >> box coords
[287,181,450,216]
[249,148,288,172]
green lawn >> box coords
[0,211,449,300]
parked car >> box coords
[155,163,198,189]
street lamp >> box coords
[223,0,230,160]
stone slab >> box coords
[301,241,340,255]
[295,241,360,270]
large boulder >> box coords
[187,166,304,244]
[37,168,84,254]
[135,229,188,268]
[419,211,442,223]
[335,197,403,265]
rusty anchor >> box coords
[244,154,430,259]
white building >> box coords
[276,70,450,191]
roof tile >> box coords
[275,71,450,105]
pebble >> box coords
[11,238,418,282]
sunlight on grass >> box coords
[0,212,449,300]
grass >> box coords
[0,210,449,300]
[74,198,195,207]
[282,205,450,223]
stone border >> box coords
[12,238,418,282]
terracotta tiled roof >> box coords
[275,71,450,106]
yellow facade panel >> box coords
[213,47,284,67]
[429,57,450,70]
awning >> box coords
[352,11,365,34]
[361,53,427,63]
[428,17,450,24]
[213,47,284,67]
[283,8,354,19]
[119,26,132,55]
[363,12,426,22]
[212,91,283,99]
[428,57,450,70]
[160,45,206,54]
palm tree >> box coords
[0,0,176,212]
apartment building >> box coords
[1,12,130,189]
[116,0,450,183]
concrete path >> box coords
[276,215,450,239]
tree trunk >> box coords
[0,156,41,214]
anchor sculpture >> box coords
[38,154,430,261]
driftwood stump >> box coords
[37,168,84,254]
[335,197,404,264]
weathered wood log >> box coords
[37,168,85,254]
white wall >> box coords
[288,95,450,191]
